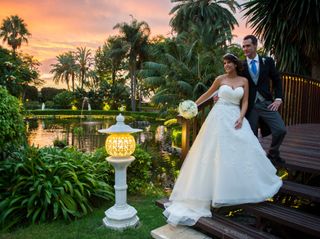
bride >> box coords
[163,53,282,226]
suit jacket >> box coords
[241,56,283,115]
[241,56,283,137]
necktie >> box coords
[250,60,257,75]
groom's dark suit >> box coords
[241,56,286,161]
[242,56,282,118]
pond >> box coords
[26,116,181,188]
[26,117,168,152]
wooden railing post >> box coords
[178,116,190,160]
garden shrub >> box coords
[128,146,153,193]
[53,138,67,148]
[44,100,55,109]
[24,85,38,101]
[171,128,182,147]
[53,91,74,109]
[92,146,153,193]
[24,100,40,110]
[28,109,159,119]
[164,118,178,126]
[0,87,26,159]
[40,87,65,102]
[0,146,114,230]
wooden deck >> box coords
[260,124,320,175]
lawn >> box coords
[0,194,166,239]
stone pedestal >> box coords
[103,156,139,230]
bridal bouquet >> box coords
[178,100,198,119]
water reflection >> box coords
[26,118,164,152]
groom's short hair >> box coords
[244,35,258,46]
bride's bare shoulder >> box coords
[239,76,248,83]
[239,76,249,87]
[215,74,227,82]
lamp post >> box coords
[98,114,142,230]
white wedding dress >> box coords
[163,84,282,226]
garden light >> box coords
[98,114,142,230]
[105,133,136,157]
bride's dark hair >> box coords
[223,53,243,74]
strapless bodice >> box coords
[217,85,244,105]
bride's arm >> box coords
[240,78,249,119]
[195,77,221,106]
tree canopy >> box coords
[0,15,31,55]
[242,0,320,78]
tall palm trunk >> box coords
[112,65,116,86]
[130,68,136,111]
[12,48,17,58]
[138,85,142,111]
[80,71,85,90]
[71,73,75,92]
[65,74,70,91]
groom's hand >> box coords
[268,99,282,111]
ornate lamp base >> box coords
[103,204,139,230]
[103,156,139,230]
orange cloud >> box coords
[0,1,173,66]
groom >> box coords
[241,35,287,164]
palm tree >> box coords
[75,47,93,90]
[242,0,320,78]
[95,36,128,86]
[105,36,128,85]
[86,69,99,92]
[170,0,240,44]
[141,38,221,112]
[0,15,31,55]
[50,52,77,91]
[113,17,150,111]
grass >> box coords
[0,194,167,239]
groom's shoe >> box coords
[267,154,286,164]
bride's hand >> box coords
[212,90,219,103]
[234,117,243,129]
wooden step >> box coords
[280,181,320,203]
[156,198,279,239]
[242,202,320,237]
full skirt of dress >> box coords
[163,99,282,226]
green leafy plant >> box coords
[128,146,153,192]
[0,87,26,159]
[0,146,114,230]
[40,87,65,102]
[53,91,74,109]
[53,138,67,148]
[171,128,182,147]
[24,100,40,110]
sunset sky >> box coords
[0,0,252,88]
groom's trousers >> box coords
[247,100,287,158]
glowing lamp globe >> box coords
[105,133,136,157]
[98,114,142,158]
